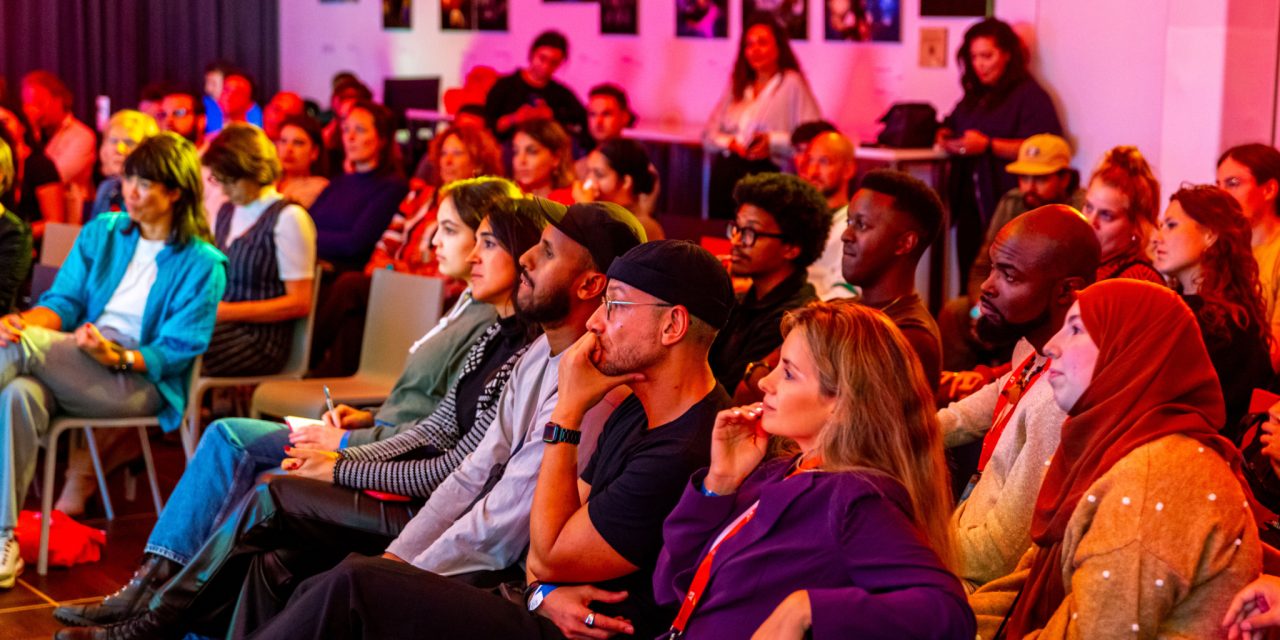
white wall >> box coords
[280,0,1277,194]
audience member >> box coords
[262,91,305,141]
[0,134,226,589]
[1154,185,1274,439]
[484,30,587,147]
[309,100,408,274]
[936,19,1064,274]
[789,119,839,177]
[938,133,1083,372]
[711,172,830,393]
[583,83,633,154]
[273,114,328,209]
[512,118,574,204]
[654,301,975,638]
[157,89,203,145]
[236,240,736,640]
[969,280,1263,639]
[704,13,821,218]
[202,62,263,135]
[320,77,373,175]
[51,180,512,631]
[798,131,857,299]
[572,137,663,240]
[21,70,95,220]
[0,103,64,240]
[87,110,160,223]
[56,199,546,639]
[215,72,256,130]
[0,134,32,315]
[1219,143,1280,368]
[136,83,166,122]
[940,205,1099,591]
[1082,145,1165,283]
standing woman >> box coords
[573,137,664,240]
[937,18,1063,273]
[0,133,226,584]
[654,301,973,638]
[274,114,329,210]
[969,280,1262,639]
[1152,185,1274,439]
[1217,143,1280,368]
[703,13,821,219]
[511,118,574,204]
[1080,146,1164,283]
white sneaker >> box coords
[0,536,23,589]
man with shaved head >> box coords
[800,131,858,299]
[938,204,1100,592]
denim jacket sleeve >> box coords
[138,242,227,383]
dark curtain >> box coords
[0,0,279,126]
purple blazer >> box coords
[653,460,975,639]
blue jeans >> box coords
[144,418,290,565]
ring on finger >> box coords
[584,612,596,628]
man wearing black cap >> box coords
[236,240,738,640]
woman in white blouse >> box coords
[703,13,821,218]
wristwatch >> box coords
[113,349,136,373]
[542,421,581,445]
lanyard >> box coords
[977,353,1049,472]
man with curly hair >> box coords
[710,172,832,392]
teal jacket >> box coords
[38,213,227,432]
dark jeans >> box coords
[151,475,420,638]
[246,554,564,640]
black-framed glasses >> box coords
[602,297,674,321]
[726,223,785,248]
[158,109,191,119]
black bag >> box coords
[876,102,939,148]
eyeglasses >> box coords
[601,297,673,321]
[158,109,191,119]
[726,223,785,248]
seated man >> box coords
[941,205,1099,592]
[938,133,1086,371]
[157,88,204,147]
[21,70,94,219]
[484,30,587,148]
[245,240,737,640]
[799,131,857,300]
[711,172,831,393]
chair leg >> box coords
[83,426,115,520]
[137,426,164,515]
[38,428,61,576]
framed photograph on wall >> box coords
[441,0,507,31]
[824,0,900,42]
[676,0,728,38]
[601,0,638,34]
[744,0,807,41]
[385,0,412,28]
[920,0,989,17]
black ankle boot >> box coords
[53,555,180,627]
[54,610,181,640]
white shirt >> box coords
[220,187,317,281]
[808,204,856,300]
[95,238,166,343]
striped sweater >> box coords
[333,321,531,496]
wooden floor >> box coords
[0,436,187,640]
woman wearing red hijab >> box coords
[969,279,1264,639]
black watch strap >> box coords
[542,422,581,445]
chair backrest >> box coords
[358,270,445,380]
[279,268,324,377]
[40,223,81,267]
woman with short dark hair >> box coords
[574,137,663,240]
[274,115,329,210]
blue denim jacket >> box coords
[38,213,227,432]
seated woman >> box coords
[512,118,574,204]
[309,124,505,377]
[1218,144,1280,369]
[86,110,160,223]
[653,301,973,638]
[0,133,32,314]
[274,114,329,209]
[573,137,664,240]
[1153,185,1274,439]
[1081,146,1164,283]
[0,133,225,587]
[201,123,316,376]
[0,102,65,240]
[969,280,1263,638]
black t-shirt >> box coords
[580,385,731,638]
[864,292,942,396]
[1183,294,1275,441]
[483,72,587,144]
[453,315,535,438]
[2,151,62,225]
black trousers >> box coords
[246,554,564,640]
[152,475,421,638]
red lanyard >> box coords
[977,353,1049,472]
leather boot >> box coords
[53,554,179,626]
[53,610,181,640]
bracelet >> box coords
[526,582,558,611]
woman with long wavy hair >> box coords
[653,300,973,638]
[1153,184,1274,439]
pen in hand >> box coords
[324,385,336,415]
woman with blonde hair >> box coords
[653,300,973,638]
[1081,145,1164,283]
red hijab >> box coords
[1005,279,1263,637]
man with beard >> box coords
[938,204,1099,592]
[238,240,737,640]
[938,134,1085,371]
[710,173,831,392]
[800,131,858,300]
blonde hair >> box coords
[107,109,160,141]
[780,300,956,571]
